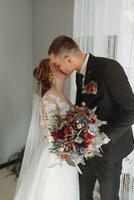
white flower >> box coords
[77,123,82,129]
[48,136,54,142]
[59,147,64,152]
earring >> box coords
[50,75,55,85]
[52,77,55,85]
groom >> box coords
[48,35,134,200]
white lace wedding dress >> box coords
[14,94,79,200]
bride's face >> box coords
[50,64,67,81]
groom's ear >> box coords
[64,55,72,63]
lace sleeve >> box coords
[39,94,59,136]
[39,101,48,136]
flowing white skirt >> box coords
[14,138,79,200]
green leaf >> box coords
[66,159,76,167]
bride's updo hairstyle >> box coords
[33,58,52,97]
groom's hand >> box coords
[84,133,111,158]
[85,144,102,158]
[93,133,111,150]
[85,144,93,158]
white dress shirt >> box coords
[79,53,90,76]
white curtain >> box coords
[72,0,134,199]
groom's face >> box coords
[49,53,75,76]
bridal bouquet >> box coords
[48,102,107,172]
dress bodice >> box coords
[43,94,71,115]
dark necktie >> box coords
[76,72,84,87]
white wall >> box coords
[32,0,74,96]
[0,0,33,164]
[0,0,74,164]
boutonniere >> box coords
[82,80,98,95]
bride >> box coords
[13,58,79,200]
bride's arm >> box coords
[39,94,59,137]
[39,100,49,137]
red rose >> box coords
[51,131,59,140]
[85,81,97,94]
[83,130,93,142]
[63,127,71,136]
[61,154,68,161]
[67,141,74,149]
[66,114,74,123]
[58,129,64,139]
[81,142,89,148]
[90,116,97,123]
[86,83,94,93]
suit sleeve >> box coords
[103,60,134,143]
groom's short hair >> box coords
[48,35,80,56]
